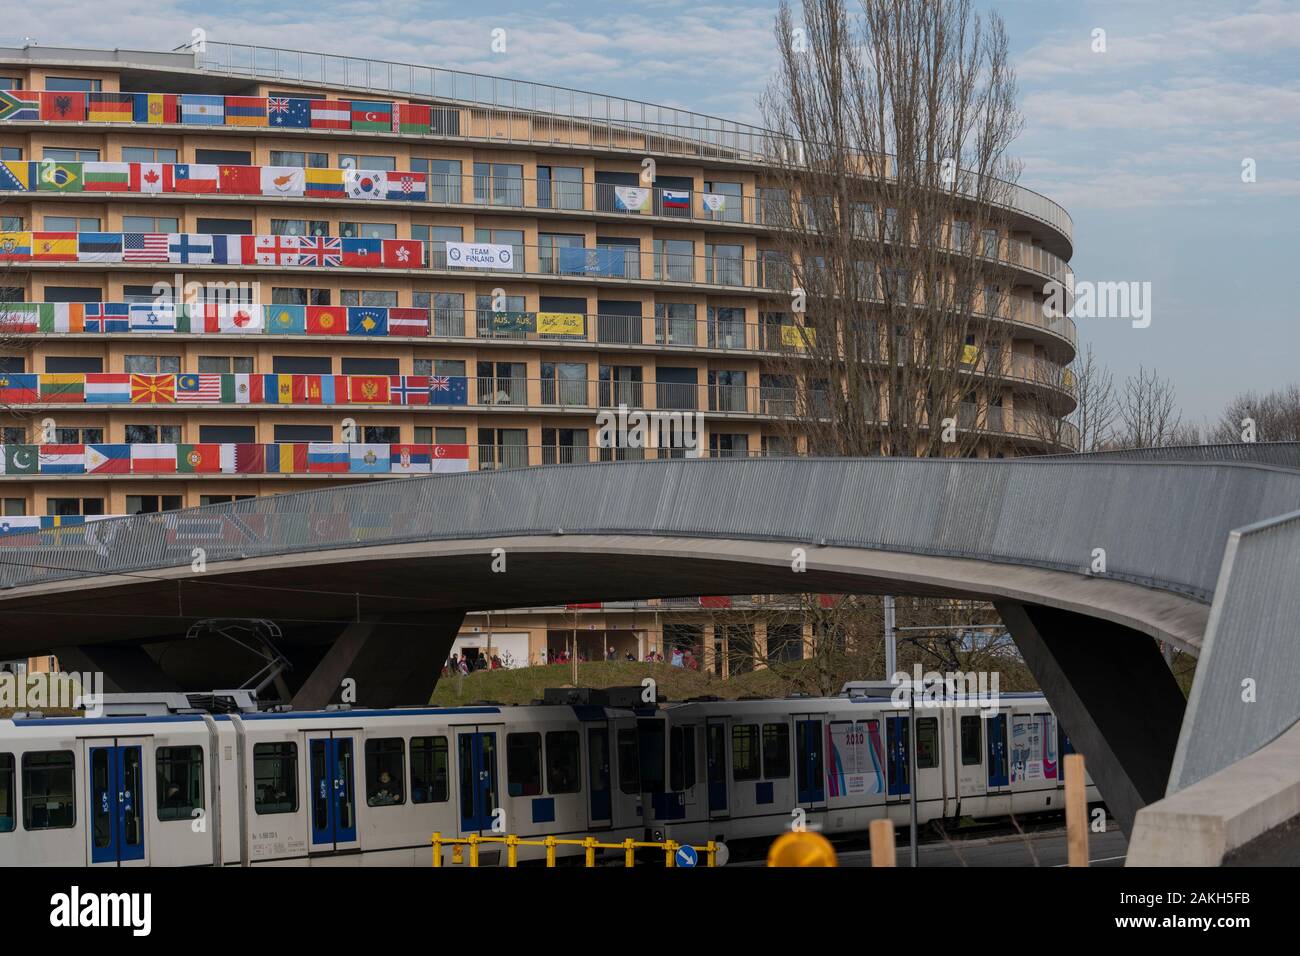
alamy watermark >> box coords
[889,664,1000,717]
[1043,276,1151,329]
[0,670,104,717]
[595,404,705,456]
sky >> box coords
[3,0,1297,427]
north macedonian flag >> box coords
[130,373,177,404]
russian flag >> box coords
[307,442,350,473]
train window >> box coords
[638,721,666,793]
[156,746,205,821]
[617,729,640,794]
[731,725,760,781]
[669,726,696,792]
[253,743,298,814]
[762,723,790,779]
[365,738,406,807]
[22,751,75,830]
[0,754,13,832]
[410,737,449,803]
[546,731,580,794]
[507,733,543,797]
[916,718,939,769]
[960,716,982,765]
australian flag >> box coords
[429,375,468,406]
[268,97,311,129]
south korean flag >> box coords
[345,169,387,200]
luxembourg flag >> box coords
[307,442,350,473]
[39,444,85,474]
[84,373,132,403]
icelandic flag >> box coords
[180,94,225,125]
[347,307,387,336]
[85,444,131,474]
[39,444,85,475]
[85,303,129,333]
[307,442,350,473]
[130,302,177,332]
[268,97,311,128]
[349,443,390,473]
[84,373,132,403]
[429,375,469,406]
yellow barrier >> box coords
[431,831,717,868]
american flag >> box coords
[297,236,342,268]
[123,233,169,262]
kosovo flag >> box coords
[347,307,388,336]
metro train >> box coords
[0,686,1098,866]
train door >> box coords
[87,736,149,866]
[986,713,1010,792]
[912,714,943,808]
[586,725,612,830]
[885,713,910,800]
[794,715,826,810]
[608,716,642,829]
[306,730,359,852]
[705,718,729,819]
[456,729,500,833]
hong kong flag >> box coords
[382,239,424,268]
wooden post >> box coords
[869,819,896,867]
[1065,753,1088,867]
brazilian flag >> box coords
[36,160,82,192]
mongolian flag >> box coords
[310,99,351,130]
[224,96,268,127]
[265,443,308,473]
[292,374,339,405]
[87,92,137,123]
[396,103,431,134]
[32,232,78,261]
[350,100,393,132]
[133,93,179,124]
[219,165,262,194]
[306,306,346,335]
[130,373,177,404]
[40,91,86,121]
[0,90,39,120]
[347,375,390,405]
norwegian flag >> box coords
[297,236,342,268]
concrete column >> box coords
[996,601,1187,836]
[53,644,180,693]
[291,611,466,711]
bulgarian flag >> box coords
[83,162,133,192]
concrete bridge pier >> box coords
[53,643,181,693]
[997,601,1187,835]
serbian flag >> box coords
[134,92,179,124]
[387,308,428,336]
[390,443,432,473]
[219,165,262,194]
[87,92,136,122]
[224,96,268,126]
[382,239,423,268]
[130,443,178,473]
[306,306,346,335]
[40,91,86,121]
[310,99,351,130]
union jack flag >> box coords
[268,97,291,115]
[297,236,342,268]
[430,376,449,391]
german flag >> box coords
[87,92,137,123]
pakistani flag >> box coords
[2,444,39,475]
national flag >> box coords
[133,162,167,193]
[350,443,390,473]
[84,303,130,333]
[0,445,38,475]
[87,92,136,122]
[0,373,38,403]
[310,99,351,130]
[35,160,82,192]
[227,373,262,404]
[254,234,301,265]
[396,103,431,135]
[210,234,251,265]
[305,167,345,199]
[390,443,432,473]
[347,375,389,404]
[431,443,470,473]
[390,375,431,406]
[219,443,266,474]
[31,232,78,261]
[0,231,31,260]
[180,94,225,125]
[224,96,267,127]
[306,306,345,335]
[39,444,85,474]
[260,166,305,197]
[268,97,311,128]
[78,232,123,262]
[216,303,263,332]
[133,92,179,124]
[429,375,469,406]
[167,232,214,264]
[0,160,30,191]
[265,443,307,473]
[38,303,86,333]
[219,165,262,194]
[0,303,37,332]
[340,238,381,267]
[129,302,176,331]
[82,162,133,192]
[261,374,294,405]
[131,373,176,403]
[344,169,386,200]
[177,443,222,472]
[307,442,350,473]
[292,374,338,405]
[176,373,224,403]
[382,239,423,268]
[387,308,428,336]
[84,373,131,403]
[384,171,427,201]
[350,100,393,132]
[85,443,130,474]
[123,233,170,261]
[0,90,39,120]
[347,307,387,336]
[267,304,306,334]
[40,91,85,121]
[171,164,219,193]
[296,236,342,268]
[130,443,177,473]
[39,373,84,403]
[661,189,690,210]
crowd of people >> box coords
[443,644,702,673]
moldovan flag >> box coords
[85,443,131,474]
[32,232,78,261]
[431,444,470,473]
[310,99,351,130]
[130,443,177,473]
[219,443,266,474]
[265,443,308,473]
[177,444,222,473]
[307,442,350,473]
[134,93,179,124]
[224,96,268,127]
[38,303,86,333]
[86,92,136,123]
[40,91,86,121]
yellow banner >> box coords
[537,312,585,336]
[962,344,980,365]
[780,325,815,348]
[1063,368,1075,388]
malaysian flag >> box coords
[123,233,170,262]
[175,373,223,403]
[297,236,342,268]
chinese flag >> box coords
[219,165,262,194]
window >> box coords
[616,729,640,794]
[201,495,255,506]
[125,355,181,374]
[194,148,250,166]
[253,743,298,814]
[2,499,25,517]
[917,717,939,769]
[473,162,523,206]
[340,289,397,307]
[125,424,181,444]
[156,746,204,822]
[45,216,100,232]
[45,356,102,373]
[339,153,396,171]
[0,147,21,162]
[362,426,400,443]
[196,218,252,235]
[43,148,99,162]
[762,723,790,778]
[126,496,183,515]
[272,287,331,306]
[960,715,982,766]
[55,428,103,444]
[0,78,21,90]
[365,738,406,807]
[653,238,694,282]
[538,165,584,210]
[731,725,760,781]
[270,150,328,168]
[506,733,542,797]
[339,221,396,240]
[413,225,462,269]
[0,215,21,230]
[47,77,102,92]
[122,147,178,164]
[416,425,466,445]
[22,751,75,830]
[412,291,464,336]
[122,216,179,234]
[271,219,330,237]
[545,731,580,794]
[272,356,330,374]
[669,726,696,792]
[0,753,13,832]
[46,498,104,517]
[412,158,461,203]
[410,737,449,803]
[274,424,332,442]
[197,356,254,375]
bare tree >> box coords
[1209,385,1300,443]
[1113,365,1185,449]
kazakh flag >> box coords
[267,304,306,334]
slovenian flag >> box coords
[661,189,690,210]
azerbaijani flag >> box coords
[351,100,393,132]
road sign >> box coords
[675,844,698,868]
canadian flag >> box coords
[133,163,167,194]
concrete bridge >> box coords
[2,449,1298,861]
